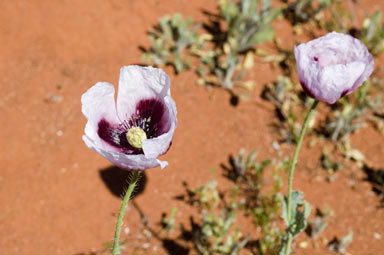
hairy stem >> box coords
[112,170,140,255]
[285,100,319,255]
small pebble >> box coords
[143,229,152,238]
[298,241,308,248]
[272,141,280,150]
[374,232,381,240]
[347,179,355,187]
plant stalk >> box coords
[112,170,140,255]
[284,100,319,255]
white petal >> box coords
[116,66,170,120]
[351,54,374,92]
[81,82,119,146]
[156,159,168,169]
[83,135,162,170]
[319,62,366,104]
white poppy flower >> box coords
[294,32,374,104]
[82,66,177,170]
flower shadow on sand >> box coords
[99,166,147,198]
[99,166,148,228]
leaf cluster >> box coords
[227,149,284,255]
[324,79,382,141]
[197,0,281,91]
[360,11,384,56]
[282,0,342,26]
[262,75,315,144]
[142,0,281,95]
[141,13,200,73]
[279,191,311,254]
[189,180,248,255]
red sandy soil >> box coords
[0,0,384,255]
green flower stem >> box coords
[284,100,319,255]
[112,170,140,255]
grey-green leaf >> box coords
[281,190,311,237]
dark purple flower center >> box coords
[97,98,169,154]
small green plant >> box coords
[262,76,315,143]
[193,209,248,255]
[142,0,281,97]
[141,13,200,73]
[306,207,333,239]
[230,148,271,180]
[282,0,342,26]
[320,152,343,173]
[197,0,281,91]
[320,3,384,57]
[323,79,382,141]
[325,102,365,141]
[280,191,311,255]
[161,207,179,234]
[360,11,384,56]
[328,231,353,254]
[190,180,248,255]
[250,186,283,255]
[262,76,299,119]
[228,149,284,255]
[169,149,286,255]
[320,0,354,33]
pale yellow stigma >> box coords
[126,127,147,149]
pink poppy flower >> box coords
[81,66,177,170]
[294,32,374,104]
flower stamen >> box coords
[126,126,147,149]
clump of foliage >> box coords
[196,0,281,91]
[161,207,179,234]
[282,0,343,26]
[319,0,355,33]
[320,152,343,173]
[360,11,384,56]
[306,207,333,239]
[141,13,200,73]
[229,148,271,178]
[323,79,382,141]
[320,1,384,56]
[188,180,249,255]
[279,191,311,255]
[262,76,302,143]
[166,149,285,255]
[142,0,281,95]
[328,231,354,254]
[262,76,317,144]
[226,149,284,254]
